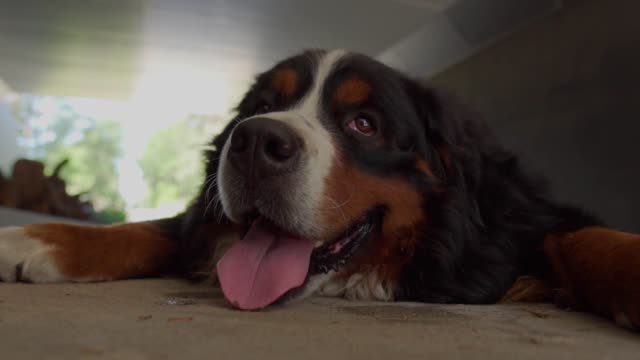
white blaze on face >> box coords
[218,49,347,238]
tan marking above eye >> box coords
[271,68,298,98]
[334,78,371,106]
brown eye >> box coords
[348,116,376,136]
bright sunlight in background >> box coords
[0,71,238,223]
[0,0,559,224]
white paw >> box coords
[0,227,65,283]
[316,270,395,301]
[343,271,394,301]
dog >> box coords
[1,49,639,329]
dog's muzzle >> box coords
[227,117,303,186]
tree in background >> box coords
[137,114,223,210]
[11,95,126,223]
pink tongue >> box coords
[216,218,315,310]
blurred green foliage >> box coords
[137,115,221,209]
[11,95,126,223]
[9,95,225,223]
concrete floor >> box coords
[1,279,638,359]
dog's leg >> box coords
[0,221,177,283]
[500,276,552,303]
[544,227,640,329]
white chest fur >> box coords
[316,270,395,302]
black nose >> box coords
[228,117,302,182]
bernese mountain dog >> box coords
[1,49,639,330]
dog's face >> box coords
[215,49,445,310]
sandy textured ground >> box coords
[1,279,638,359]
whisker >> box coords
[215,198,226,223]
[204,176,217,190]
[323,176,352,188]
[204,182,215,202]
[325,195,349,223]
[326,191,352,210]
[203,189,219,217]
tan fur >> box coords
[271,68,298,98]
[321,155,429,286]
[25,223,176,280]
[334,78,371,106]
[544,227,640,328]
[500,276,551,303]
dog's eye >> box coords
[348,116,376,136]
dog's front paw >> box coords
[0,227,64,283]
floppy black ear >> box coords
[406,80,491,226]
[406,80,492,182]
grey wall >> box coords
[430,0,640,232]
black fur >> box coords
[163,51,601,303]
[396,82,601,303]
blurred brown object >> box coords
[0,169,17,207]
[0,159,93,220]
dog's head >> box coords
[214,49,476,309]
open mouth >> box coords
[309,209,383,276]
[216,207,383,310]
